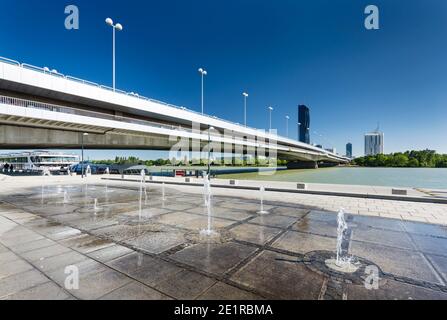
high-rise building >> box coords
[346,143,353,158]
[364,131,384,156]
[298,105,310,144]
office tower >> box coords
[346,143,353,158]
[364,131,384,156]
[298,105,310,144]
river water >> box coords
[218,167,447,189]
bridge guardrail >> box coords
[0,95,192,133]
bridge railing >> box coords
[0,95,192,133]
[0,56,261,132]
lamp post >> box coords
[298,122,302,141]
[81,132,89,178]
[285,115,290,138]
[242,92,248,127]
[207,126,215,176]
[105,18,123,91]
[268,106,274,132]
[198,68,207,115]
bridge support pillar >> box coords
[286,161,318,169]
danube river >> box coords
[218,167,447,189]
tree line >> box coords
[92,156,288,167]
[353,150,447,168]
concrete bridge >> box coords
[0,56,349,167]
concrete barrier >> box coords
[392,188,407,196]
[297,183,307,190]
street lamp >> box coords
[105,18,123,91]
[298,122,302,140]
[268,106,274,132]
[242,92,248,127]
[207,126,215,176]
[285,115,290,138]
[81,132,89,178]
[198,68,207,115]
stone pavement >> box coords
[0,180,447,300]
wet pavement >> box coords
[0,182,447,300]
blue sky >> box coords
[1,0,446,159]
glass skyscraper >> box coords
[346,143,353,158]
[298,105,310,144]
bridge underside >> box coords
[0,124,336,165]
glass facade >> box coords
[298,105,310,144]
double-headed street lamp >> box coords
[105,18,123,91]
[242,92,249,127]
[268,106,274,132]
[81,132,89,179]
[198,68,207,115]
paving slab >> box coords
[411,234,447,257]
[292,219,338,238]
[346,279,447,300]
[271,231,337,255]
[124,229,186,254]
[86,245,134,263]
[100,281,172,300]
[1,281,71,300]
[34,251,89,273]
[108,252,182,287]
[0,270,50,298]
[20,244,73,263]
[68,268,133,300]
[403,221,447,238]
[7,238,56,254]
[249,215,298,229]
[350,241,443,285]
[231,250,326,300]
[230,223,283,246]
[156,212,237,231]
[351,227,415,250]
[170,242,258,277]
[0,258,34,280]
[154,269,216,299]
[426,254,447,283]
[197,282,264,300]
[353,215,404,232]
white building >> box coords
[364,131,384,156]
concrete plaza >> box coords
[0,175,447,300]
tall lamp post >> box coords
[105,18,123,91]
[207,126,215,176]
[242,92,248,127]
[81,132,89,178]
[268,106,274,132]
[198,68,207,115]
[285,115,290,138]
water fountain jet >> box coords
[200,174,218,237]
[257,186,269,214]
[325,208,359,273]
